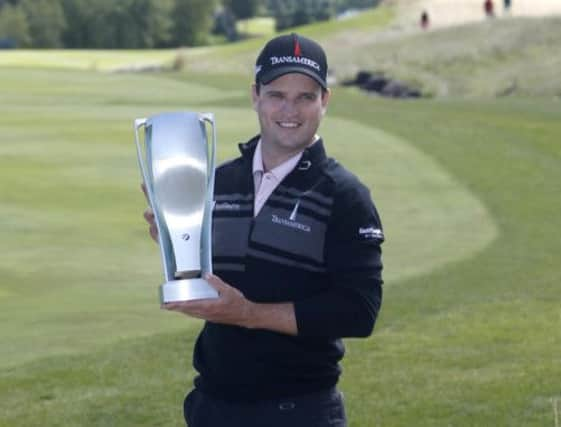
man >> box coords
[143,33,384,427]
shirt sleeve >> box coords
[293,180,384,338]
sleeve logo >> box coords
[358,226,384,241]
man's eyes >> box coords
[301,94,317,101]
[266,92,317,101]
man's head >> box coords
[252,34,330,160]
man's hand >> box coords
[163,274,253,328]
[163,274,298,336]
[141,183,159,242]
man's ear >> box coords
[251,83,259,111]
[321,88,331,115]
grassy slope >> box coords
[0,63,499,426]
[327,15,561,97]
[331,94,561,426]
[1,71,559,425]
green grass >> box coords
[1,9,561,426]
[0,65,490,370]
[329,94,561,426]
[0,49,181,71]
[2,65,560,426]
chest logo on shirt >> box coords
[272,214,311,233]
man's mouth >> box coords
[277,121,300,128]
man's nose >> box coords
[280,99,297,114]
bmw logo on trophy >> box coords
[134,112,218,303]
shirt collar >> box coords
[252,139,306,181]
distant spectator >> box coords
[0,38,17,49]
[484,0,495,18]
[503,0,512,13]
[420,10,430,30]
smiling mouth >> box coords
[277,121,300,128]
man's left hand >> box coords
[162,274,254,329]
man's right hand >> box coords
[141,183,159,243]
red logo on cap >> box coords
[294,39,302,57]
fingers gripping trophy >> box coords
[134,112,219,303]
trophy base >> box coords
[160,278,218,303]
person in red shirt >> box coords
[484,0,495,18]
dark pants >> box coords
[183,387,347,427]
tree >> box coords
[171,0,217,47]
[267,0,297,31]
[314,0,336,21]
[213,7,239,42]
[268,0,336,31]
[60,0,92,48]
[334,0,381,14]
[60,0,172,49]
[100,0,173,48]
[0,0,22,7]
[0,3,30,47]
[220,0,260,39]
[21,0,66,48]
[129,0,173,48]
[224,0,259,20]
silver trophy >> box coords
[134,112,218,303]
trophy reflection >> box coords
[134,112,218,303]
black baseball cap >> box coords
[255,33,328,89]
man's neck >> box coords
[260,136,318,172]
[261,147,301,172]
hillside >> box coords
[325,15,561,97]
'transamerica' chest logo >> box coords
[272,214,311,232]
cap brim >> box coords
[259,66,328,90]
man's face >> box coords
[252,73,330,157]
